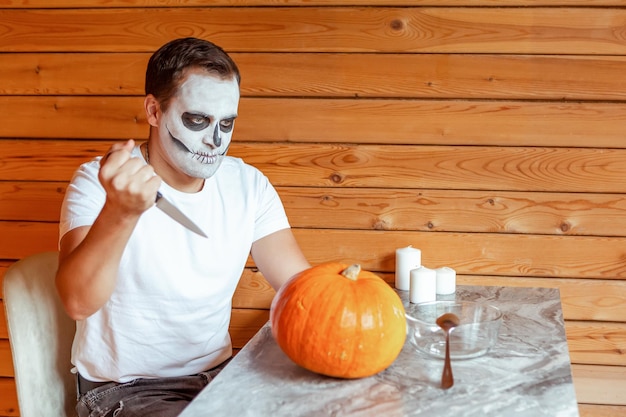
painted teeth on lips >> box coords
[192,151,219,164]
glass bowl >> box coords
[405,300,502,360]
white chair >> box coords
[3,251,76,417]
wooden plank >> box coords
[566,321,626,366]
[233,53,626,101]
[0,262,10,301]
[3,0,626,8]
[241,144,626,193]
[235,100,626,148]
[229,308,269,350]
[0,342,13,378]
[1,8,626,54]
[2,324,625,415]
[2,308,624,372]
[0,377,18,417]
[579,404,626,417]
[0,140,109,182]
[0,97,147,140]
[4,259,622,325]
[4,53,626,101]
[279,187,626,237]
[227,312,626,367]
[8,181,626,237]
[457,276,626,323]
[6,281,622,368]
[0,302,6,339]
[0,53,148,96]
[290,229,626,280]
[4,223,626,279]
[2,266,623,335]
[232,270,275,310]
[0,182,66,222]
[4,141,626,193]
[0,363,622,417]
[0,222,59,260]
[2,97,626,148]
[234,270,626,322]
[572,364,626,406]
[230,309,626,368]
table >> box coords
[179,286,579,416]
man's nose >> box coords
[202,124,221,148]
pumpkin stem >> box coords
[341,264,361,281]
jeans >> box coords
[76,359,230,417]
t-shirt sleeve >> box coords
[252,171,291,242]
[58,158,106,244]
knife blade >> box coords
[155,191,208,238]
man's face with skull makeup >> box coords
[154,70,240,179]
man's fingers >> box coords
[100,139,136,167]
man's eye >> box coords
[220,119,235,133]
[182,113,210,131]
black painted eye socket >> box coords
[182,112,210,131]
[220,119,235,133]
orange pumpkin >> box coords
[270,262,406,379]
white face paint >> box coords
[156,71,240,179]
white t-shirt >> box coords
[59,145,290,382]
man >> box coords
[56,37,310,416]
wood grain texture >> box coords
[290,229,626,280]
[0,182,66,222]
[3,97,626,147]
[0,343,12,378]
[3,0,626,8]
[4,53,626,101]
[0,302,5,339]
[457,276,626,323]
[232,270,275,310]
[0,264,8,299]
[4,141,626,193]
[0,222,59,260]
[226,309,626,368]
[3,224,626,279]
[572,364,626,406]
[233,269,626,322]
[0,378,17,417]
[228,308,270,349]
[7,181,626,237]
[0,53,148,96]
[2,0,625,414]
[225,308,626,364]
[279,187,626,236]
[579,404,626,417]
[3,311,626,374]
[246,144,626,193]
[1,8,626,54]
[566,321,626,366]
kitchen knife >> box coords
[155,191,208,238]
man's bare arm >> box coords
[251,228,310,292]
[55,140,160,320]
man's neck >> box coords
[142,141,205,193]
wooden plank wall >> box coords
[1,1,626,416]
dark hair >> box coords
[145,37,241,111]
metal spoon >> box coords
[436,312,460,389]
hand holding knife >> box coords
[100,140,208,238]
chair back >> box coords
[3,252,76,417]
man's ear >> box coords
[144,94,160,127]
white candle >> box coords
[395,246,421,290]
[409,266,436,304]
[436,266,456,295]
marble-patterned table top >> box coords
[180,286,579,417]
